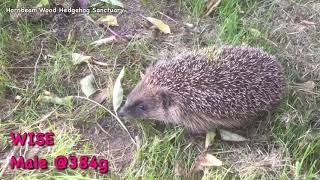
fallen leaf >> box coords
[219,129,248,142]
[91,88,108,104]
[71,53,91,65]
[146,17,171,34]
[101,0,124,8]
[80,74,96,97]
[174,160,184,176]
[97,15,119,26]
[38,92,72,107]
[113,67,125,114]
[196,153,222,167]
[90,36,117,47]
[36,0,49,8]
[205,130,216,150]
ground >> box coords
[0,0,319,179]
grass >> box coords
[1,0,320,179]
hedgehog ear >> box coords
[159,91,174,109]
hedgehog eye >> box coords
[137,104,146,112]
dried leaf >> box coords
[80,74,96,97]
[92,88,108,104]
[219,129,247,142]
[174,160,184,176]
[90,36,117,47]
[38,92,72,107]
[196,153,222,167]
[146,17,171,34]
[205,130,216,150]
[113,67,125,114]
[97,15,119,26]
[101,0,124,8]
[36,0,49,8]
[71,53,91,65]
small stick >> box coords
[204,0,221,17]
[205,0,215,10]
[89,59,113,67]
[105,26,127,42]
[0,148,17,177]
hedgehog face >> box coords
[118,86,174,121]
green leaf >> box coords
[97,15,119,26]
[113,67,125,114]
[80,74,96,97]
[205,130,216,150]
[146,17,171,34]
[101,0,124,8]
[38,92,72,107]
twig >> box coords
[204,0,222,17]
[205,0,215,10]
[105,26,126,42]
[89,59,114,67]
[33,40,44,86]
[71,96,136,145]
[0,148,17,177]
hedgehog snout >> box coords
[117,106,127,118]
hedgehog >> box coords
[118,46,285,133]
